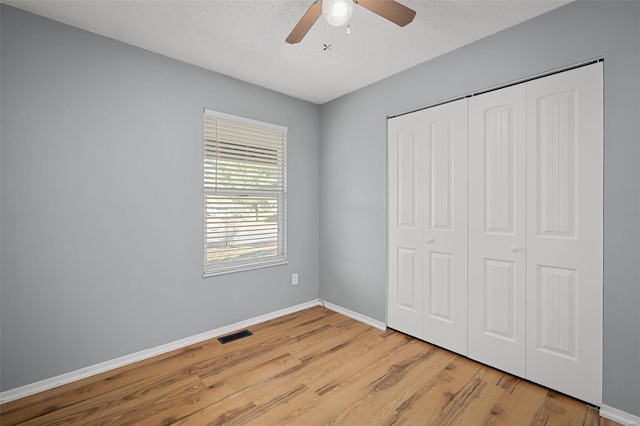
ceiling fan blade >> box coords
[356,0,416,27]
[286,0,323,44]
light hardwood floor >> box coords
[0,307,618,425]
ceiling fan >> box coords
[286,0,416,44]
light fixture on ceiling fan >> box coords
[322,0,354,27]
[286,0,416,44]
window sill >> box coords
[203,259,288,277]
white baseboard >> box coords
[0,300,320,405]
[320,300,387,331]
[600,405,640,425]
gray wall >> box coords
[320,0,640,416]
[0,5,320,391]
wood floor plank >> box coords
[197,321,346,388]
[225,353,303,392]
[0,348,200,424]
[393,356,484,425]
[279,337,433,424]
[171,389,256,426]
[432,366,510,426]
[18,373,203,426]
[303,331,416,395]
[331,346,457,425]
[478,378,548,425]
[221,384,319,426]
[287,318,372,360]
[353,347,458,425]
[0,307,619,426]
[241,385,319,426]
[240,326,383,406]
[99,381,238,426]
[531,391,602,426]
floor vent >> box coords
[218,329,253,344]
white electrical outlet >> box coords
[292,273,299,286]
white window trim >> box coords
[203,109,288,277]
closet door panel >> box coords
[421,99,468,356]
[468,84,527,376]
[388,117,424,338]
[525,63,603,406]
[388,98,468,353]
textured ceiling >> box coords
[2,0,570,104]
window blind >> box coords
[204,111,287,276]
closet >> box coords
[387,63,603,406]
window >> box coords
[203,110,287,276]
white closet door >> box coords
[420,99,468,355]
[387,99,468,355]
[387,112,424,338]
[468,83,527,376]
[525,63,603,405]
